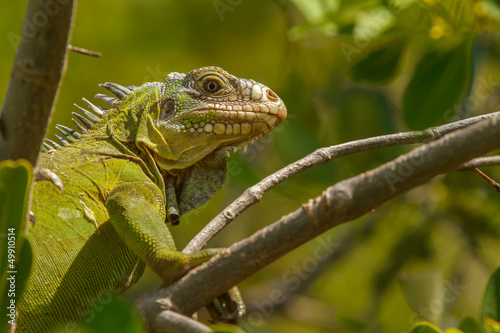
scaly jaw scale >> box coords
[179,110,280,135]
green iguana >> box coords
[16,66,287,332]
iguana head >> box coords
[49,67,286,221]
[129,66,287,171]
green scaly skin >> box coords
[16,66,287,332]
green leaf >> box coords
[0,160,33,333]
[410,321,443,333]
[402,40,473,130]
[289,0,339,24]
[482,266,500,333]
[349,37,406,84]
[458,316,482,333]
[0,160,32,271]
[74,298,143,333]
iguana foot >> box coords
[206,286,246,324]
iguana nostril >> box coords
[266,89,279,102]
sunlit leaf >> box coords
[409,321,443,333]
[474,1,500,26]
[402,40,473,130]
[290,0,339,24]
[484,317,500,333]
[353,7,395,43]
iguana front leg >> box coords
[106,181,220,286]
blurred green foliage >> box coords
[2,0,500,332]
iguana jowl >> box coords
[16,66,287,332]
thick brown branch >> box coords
[184,111,500,253]
[137,113,500,326]
[0,0,77,165]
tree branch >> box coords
[473,168,500,193]
[68,44,101,57]
[155,310,211,333]
[458,156,500,170]
[184,111,500,253]
[138,113,500,332]
[0,0,77,165]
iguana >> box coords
[16,66,287,332]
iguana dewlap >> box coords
[16,67,286,332]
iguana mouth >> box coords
[181,100,287,136]
[181,110,278,134]
[190,100,287,120]
[179,99,286,154]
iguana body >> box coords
[16,67,286,332]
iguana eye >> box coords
[202,79,222,94]
[160,99,175,120]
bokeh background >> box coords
[2,1,500,332]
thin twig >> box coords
[68,45,102,57]
[457,156,500,170]
[473,168,500,193]
[184,111,500,254]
